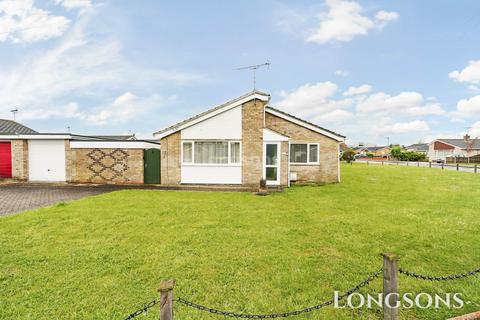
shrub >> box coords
[341,148,356,163]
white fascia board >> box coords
[154,93,269,139]
[263,128,289,142]
[70,141,160,149]
[265,109,345,142]
[0,134,71,140]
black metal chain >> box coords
[175,268,382,318]
[399,266,480,281]
[124,298,159,320]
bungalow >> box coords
[428,136,480,161]
[405,143,428,154]
[1,91,345,188]
[154,90,345,187]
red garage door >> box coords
[0,142,12,178]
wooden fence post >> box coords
[442,163,444,170]
[382,253,399,320]
[159,279,176,320]
[417,162,419,167]
[475,164,478,173]
[429,161,432,168]
[456,163,459,171]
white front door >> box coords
[264,142,280,185]
[28,140,66,182]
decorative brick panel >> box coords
[241,99,266,186]
[70,148,144,184]
[160,132,181,185]
[10,140,28,180]
[265,113,340,183]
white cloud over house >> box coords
[55,0,92,10]
[0,5,202,125]
[0,0,71,43]
[343,84,372,96]
[306,0,399,44]
[449,60,480,84]
[456,95,480,116]
[374,120,429,134]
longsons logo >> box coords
[334,292,464,309]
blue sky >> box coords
[1,0,480,145]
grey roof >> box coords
[0,119,37,134]
[438,139,480,149]
[70,134,137,141]
[154,90,270,135]
[265,106,346,139]
[406,143,429,151]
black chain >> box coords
[399,266,480,281]
[175,268,382,318]
[124,298,159,320]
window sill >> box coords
[182,163,242,167]
[290,163,320,166]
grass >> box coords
[1,164,480,319]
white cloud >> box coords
[456,95,480,116]
[276,82,354,118]
[85,92,170,125]
[374,120,429,134]
[375,10,399,29]
[343,84,372,96]
[0,0,70,43]
[449,60,480,84]
[306,0,398,44]
[0,6,202,124]
[335,69,349,77]
[356,91,444,116]
[471,121,480,138]
[55,0,92,10]
[314,109,353,123]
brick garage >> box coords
[69,140,160,184]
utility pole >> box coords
[236,62,271,91]
[386,136,390,147]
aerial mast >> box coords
[236,62,271,90]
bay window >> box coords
[182,141,241,165]
[290,143,319,164]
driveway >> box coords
[0,185,112,216]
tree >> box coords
[390,146,403,159]
[341,148,356,163]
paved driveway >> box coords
[0,185,112,216]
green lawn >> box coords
[1,164,480,319]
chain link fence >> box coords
[123,260,480,319]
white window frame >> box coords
[289,143,320,165]
[181,140,242,166]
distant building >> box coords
[406,143,428,154]
[428,135,480,161]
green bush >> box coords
[391,146,427,161]
[341,148,356,163]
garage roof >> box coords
[0,119,37,134]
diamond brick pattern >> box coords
[86,149,130,182]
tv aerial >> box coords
[236,62,271,90]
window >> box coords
[182,141,241,165]
[230,142,241,164]
[182,142,193,163]
[290,143,319,164]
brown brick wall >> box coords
[265,113,340,183]
[10,140,28,180]
[65,140,72,182]
[70,148,144,184]
[241,98,266,186]
[160,132,181,185]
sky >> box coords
[1,0,480,146]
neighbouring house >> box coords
[353,145,390,158]
[1,91,345,187]
[406,143,429,154]
[428,135,480,161]
[154,90,345,187]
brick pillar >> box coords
[11,140,28,180]
[242,98,266,186]
[160,132,181,185]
